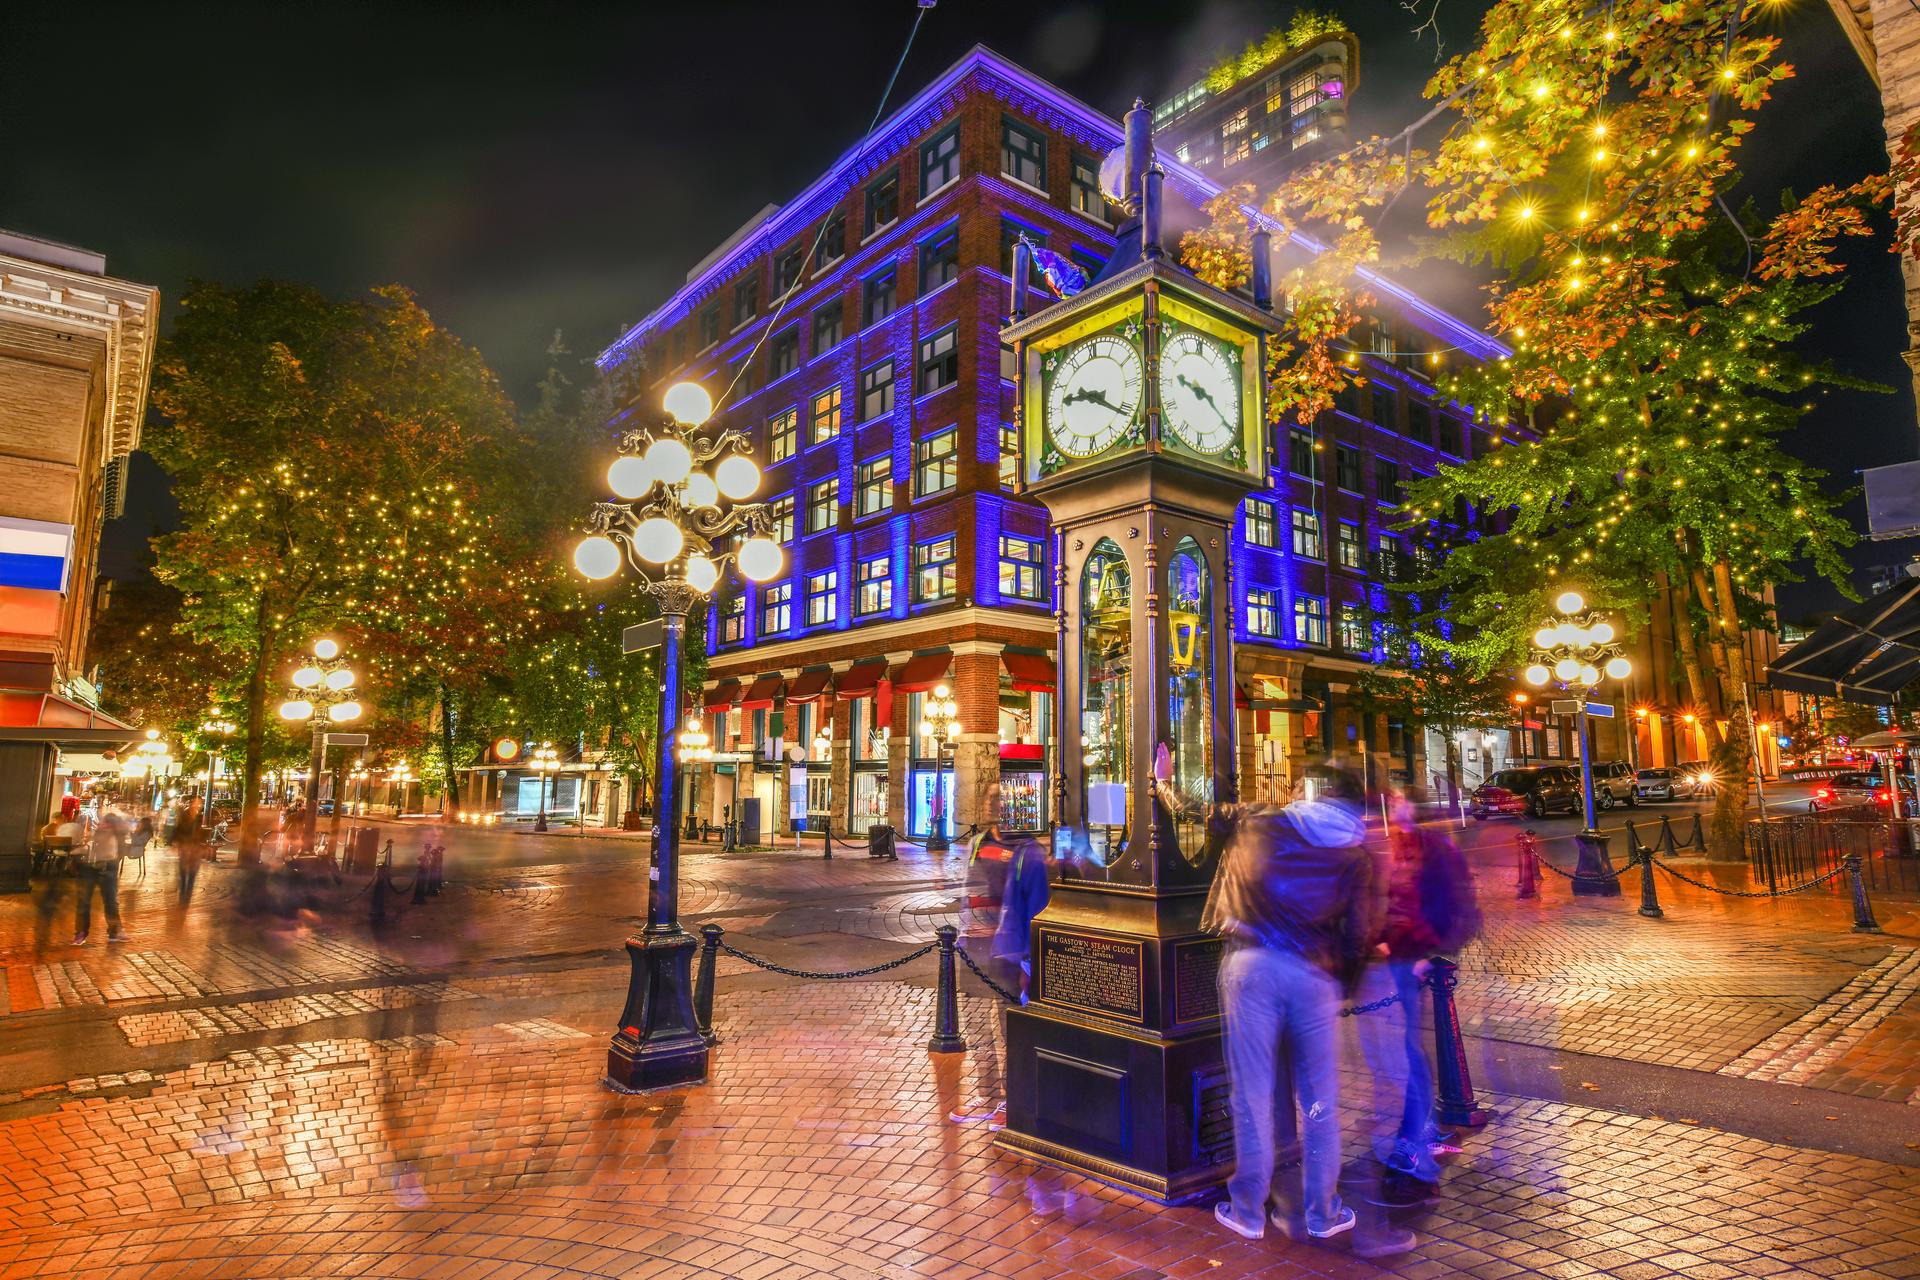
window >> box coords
[768,328,799,381]
[814,214,846,269]
[774,249,803,297]
[1370,383,1398,430]
[810,387,843,444]
[1264,72,1286,116]
[920,227,959,290]
[1244,497,1277,548]
[864,169,899,236]
[999,344,1017,381]
[999,535,1044,600]
[1406,400,1434,446]
[1336,521,1362,570]
[863,269,897,324]
[720,593,745,645]
[1338,603,1367,652]
[1375,533,1399,580]
[1000,221,1047,280]
[1001,116,1047,189]
[762,582,792,634]
[1438,415,1463,456]
[769,409,797,464]
[856,455,892,517]
[1294,594,1328,646]
[999,423,1020,487]
[733,277,759,329]
[857,554,892,615]
[1336,445,1362,492]
[1221,108,1251,166]
[915,536,957,602]
[1070,152,1106,220]
[699,306,721,349]
[1291,508,1323,560]
[859,360,894,421]
[812,305,842,354]
[770,495,795,544]
[921,125,960,193]
[1333,381,1362,418]
[807,478,838,534]
[1289,428,1318,479]
[805,570,837,626]
[917,326,958,395]
[1247,588,1280,638]
[1070,248,1107,282]
[1376,461,1402,504]
[915,427,958,497]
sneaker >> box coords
[107,931,129,943]
[1364,1170,1436,1209]
[1306,1206,1357,1240]
[1430,1136,1465,1156]
[947,1104,997,1124]
[70,933,88,946]
[984,1106,1007,1132]
[1355,1226,1420,1259]
[1214,1201,1265,1240]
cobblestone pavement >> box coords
[0,818,1917,1277]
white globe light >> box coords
[1554,657,1582,682]
[280,699,313,721]
[313,639,340,660]
[324,667,356,692]
[715,453,760,500]
[738,536,783,582]
[292,666,323,689]
[574,536,621,580]
[933,683,952,700]
[646,437,694,486]
[1555,590,1586,615]
[329,700,363,723]
[1590,621,1615,644]
[682,471,719,509]
[634,517,684,564]
[1605,656,1632,679]
[1556,623,1585,647]
[1579,664,1600,685]
[1533,627,1556,650]
[683,553,719,594]
[663,381,714,426]
[608,454,654,499]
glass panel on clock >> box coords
[1164,538,1216,869]
[1079,538,1134,879]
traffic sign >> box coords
[1551,699,1581,717]
[323,732,369,746]
[622,619,663,655]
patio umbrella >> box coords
[1766,578,1920,706]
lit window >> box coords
[762,582,792,634]
[810,387,843,444]
[856,455,891,517]
[1336,521,1362,570]
[1001,116,1047,189]
[768,409,797,464]
[1070,153,1106,220]
[770,495,795,544]
[999,535,1044,600]
[859,360,894,421]
[864,269,897,324]
[807,478,838,534]
[915,536,957,602]
[1221,109,1250,166]
[857,554,892,615]
[806,570,838,626]
[999,423,1020,487]
[1338,602,1367,652]
[920,228,959,290]
[1294,594,1328,646]
[1244,497,1276,548]
[921,125,960,193]
[917,327,959,395]
[720,593,745,645]
[915,427,958,497]
[1247,588,1280,638]
[1291,509,1323,560]
[864,169,899,236]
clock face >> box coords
[1159,331,1241,454]
[1046,334,1143,458]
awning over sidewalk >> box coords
[835,659,888,698]
[739,674,784,710]
[704,679,741,711]
[1767,578,1920,706]
[1001,649,1055,693]
[785,667,834,703]
[891,650,952,693]
[0,688,140,751]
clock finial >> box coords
[1122,99,1155,214]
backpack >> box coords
[1419,832,1483,952]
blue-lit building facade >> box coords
[595,47,1514,840]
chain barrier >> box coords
[1530,850,1629,881]
[716,940,937,981]
[1337,973,1435,1018]
[1651,856,1848,898]
[954,945,1020,1003]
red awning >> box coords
[1002,650,1055,693]
[739,674,785,710]
[1234,682,1250,710]
[786,667,834,703]
[836,660,888,699]
[704,679,741,711]
[999,743,1045,761]
[892,651,952,693]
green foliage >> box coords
[1202,11,1349,94]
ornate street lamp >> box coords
[678,715,712,764]
[347,764,371,816]
[195,715,236,805]
[572,379,782,1093]
[530,742,561,831]
[918,683,962,853]
[387,760,414,816]
[277,638,363,851]
[1524,590,1632,895]
[1511,692,1531,768]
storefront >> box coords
[836,659,891,834]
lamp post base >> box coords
[606,928,709,1093]
[1572,830,1622,897]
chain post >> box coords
[371,841,391,922]
[411,848,430,905]
[1687,812,1706,852]
[822,816,831,861]
[928,924,967,1054]
[1428,957,1489,1128]
[1658,815,1676,854]
[695,924,723,1046]
[1635,839,1664,919]
[1846,853,1881,933]
[1515,829,1538,900]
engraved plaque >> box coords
[1038,929,1145,1022]
[1172,937,1224,1024]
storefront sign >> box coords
[1037,928,1144,1022]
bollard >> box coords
[928,924,967,1053]
[371,844,392,922]
[822,816,832,861]
[694,924,723,1046]
[1657,815,1677,855]
[1428,956,1489,1128]
[412,848,430,905]
[1846,853,1881,933]
[429,845,445,895]
[1687,812,1706,852]
[1515,829,1539,900]
[1635,841,1664,919]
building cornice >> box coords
[0,255,159,463]
[705,605,1052,681]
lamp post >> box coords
[388,761,414,816]
[531,742,560,831]
[919,682,961,852]
[276,638,363,852]
[1524,591,1632,897]
[347,764,371,815]
[1512,692,1531,768]
[196,716,235,805]
[572,379,783,1093]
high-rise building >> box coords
[595,46,1508,842]
[0,230,157,891]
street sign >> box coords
[622,619,663,655]
[1584,702,1615,719]
[1551,699,1581,717]
[323,732,369,746]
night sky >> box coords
[3,1,1911,610]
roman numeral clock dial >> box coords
[1045,334,1143,458]
[1158,330,1241,455]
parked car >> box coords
[1591,761,1639,809]
[1811,772,1916,812]
[1633,767,1704,802]
[1470,766,1583,819]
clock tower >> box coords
[997,101,1283,1202]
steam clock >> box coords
[997,104,1283,1201]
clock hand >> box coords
[1178,374,1232,426]
[1065,386,1123,413]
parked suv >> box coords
[1470,766,1583,819]
[1591,761,1638,809]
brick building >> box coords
[595,47,1512,842]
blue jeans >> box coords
[1386,959,1440,1180]
[1219,944,1344,1232]
[75,860,121,936]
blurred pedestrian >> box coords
[949,780,1051,1132]
[175,795,206,901]
[74,804,130,944]
[1205,765,1375,1243]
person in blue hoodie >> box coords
[1202,764,1376,1244]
